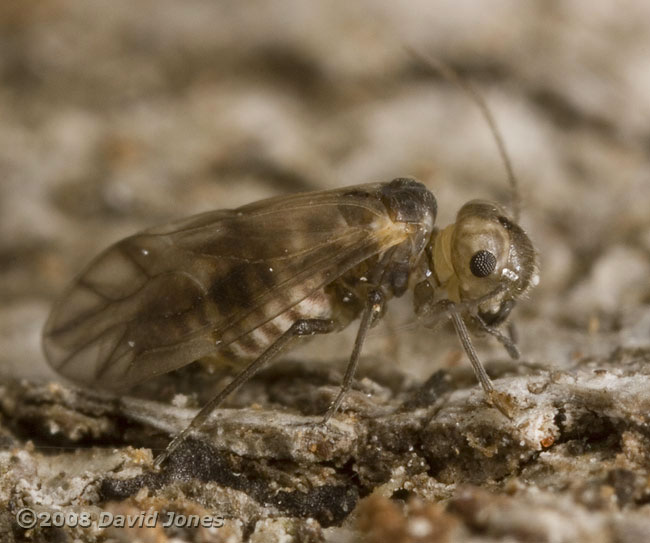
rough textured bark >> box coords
[1,1,650,542]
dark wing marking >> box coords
[43,183,412,389]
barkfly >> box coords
[42,63,539,467]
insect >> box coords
[42,67,538,467]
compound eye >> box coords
[469,250,497,278]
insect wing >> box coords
[43,184,410,389]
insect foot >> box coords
[487,389,515,419]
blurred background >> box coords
[1,0,649,385]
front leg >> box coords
[414,282,512,418]
[448,306,513,418]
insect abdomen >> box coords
[218,289,336,362]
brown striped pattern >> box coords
[220,289,334,361]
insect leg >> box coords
[449,308,512,418]
[507,322,519,345]
[415,289,512,417]
[321,289,386,423]
[154,318,336,468]
[474,316,521,360]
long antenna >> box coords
[408,48,521,221]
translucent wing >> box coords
[43,183,411,389]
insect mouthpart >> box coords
[478,299,515,327]
[501,267,519,282]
